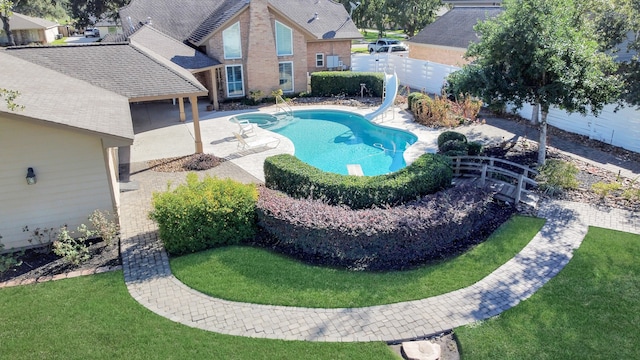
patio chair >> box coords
[237,120,256,137]
[233,132,280,150]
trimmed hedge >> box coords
[149,174,258,256]
[437,131,468,149]
[263,153,453,209]
[310,71,384,97]
[256,185,514,271]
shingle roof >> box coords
[5,43,208,101]
[0,51,133,143]
[119,0,231,41]
[130,25,221,70]
[119,0,361,45]
[268,0,362,40]
[409,7,503,48]
[6,12,59,30]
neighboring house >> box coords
[0,12,60,46]
[1,44,208,249]
[118,0,362,101]
[408,6,503,66]
[94,17,123,38]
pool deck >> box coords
[127,100,440,181]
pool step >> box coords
[347,164,364,176]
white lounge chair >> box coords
[233,132,280,150]
[237,119,256,137]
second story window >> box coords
[275,21,293,56]
[223,22,242,59]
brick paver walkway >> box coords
[119,163,640,342]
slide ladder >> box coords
[364,70,398,121]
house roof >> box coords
[119,0,361,46]
[130,25,221,71]
[267,0,362,41]
[5,12,59,31]
[409,7,503,49]
[5,43,208,102]
[0,51,133,145]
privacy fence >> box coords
[351,53,640,153]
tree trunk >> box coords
[531,103,539,125]
[538,110,548,166]
[1,13,15,47]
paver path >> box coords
[120,165,640,342]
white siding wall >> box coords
[0,117,115,250]
[352,54,640,153]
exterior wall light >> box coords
[26,167,37,185]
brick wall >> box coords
[307,41,352,72]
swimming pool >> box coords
[231,109,417,176]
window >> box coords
[315,53,324,67]
[279,62,294,92]
[225,65,244,97]
[275,21,293,56]
[223,22,242,59]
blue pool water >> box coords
[232,109,417,176]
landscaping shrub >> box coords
[467,141,484,156]
[536,159,579,196]
[149,173,258,256]
[184,153,223,171]
[407,92,428,111]
[437,131,468,150]
[440,140,469,156]
[256,185,514,271]
[53,225,91,265]
[411,94,482,128]
[263,153,453,209]
[310,71,384,97]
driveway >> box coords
[64,35,101,44]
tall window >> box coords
[279,62,293,92]
[316,53,324,67]
[275,21,293,56]
[226,65,244,97]
[223,22,241,59]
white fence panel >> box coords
[351,54,640,153]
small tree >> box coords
[446,0,621,165]
[0,0,16,46]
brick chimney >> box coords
[245,0,279,97]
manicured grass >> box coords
[359,29,407,43]
[0,271,398,360]
[455,227,640,359]
[51,37,67,45]
[171,216,545,308]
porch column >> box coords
[190,95,203,153]
[211,68,219,110]
[178,97,186,122]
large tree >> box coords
[446,0,621,165]
[385,0,440,37]
[1,0,16,46]
[68,0,128,28]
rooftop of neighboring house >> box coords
[2,12,59,31]
[0,50,133,144]
[409,6,503,49]
[119,0,361,46]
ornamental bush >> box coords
[256,185,514,271]
[149,173,258,256]
[263,153,452,209]
[310,71,384,97]
[437,131,468,150]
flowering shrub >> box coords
[264,153,452,209]
[256,185,514,271]
[149,174,258,256]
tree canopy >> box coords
[446,0,621,165]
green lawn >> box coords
[359,29,407,43]
[170,216,545,308]
[0,271,398,360]
[455,227,640,359]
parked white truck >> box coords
[367,38,408,53]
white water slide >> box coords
[364,70,398,121]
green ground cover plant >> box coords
[0,271,397,360]
[455,227,640,359]
[170,216,544,308]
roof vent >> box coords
[314,12,319,20]
[146,17,152,26]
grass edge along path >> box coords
[170,216,545,308]
[0,271,398,360]
[454,227,640,359]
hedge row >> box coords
[255,185,514,271]
[310,71,384,97]
[263,153,453,209]
[149,174,258,256]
